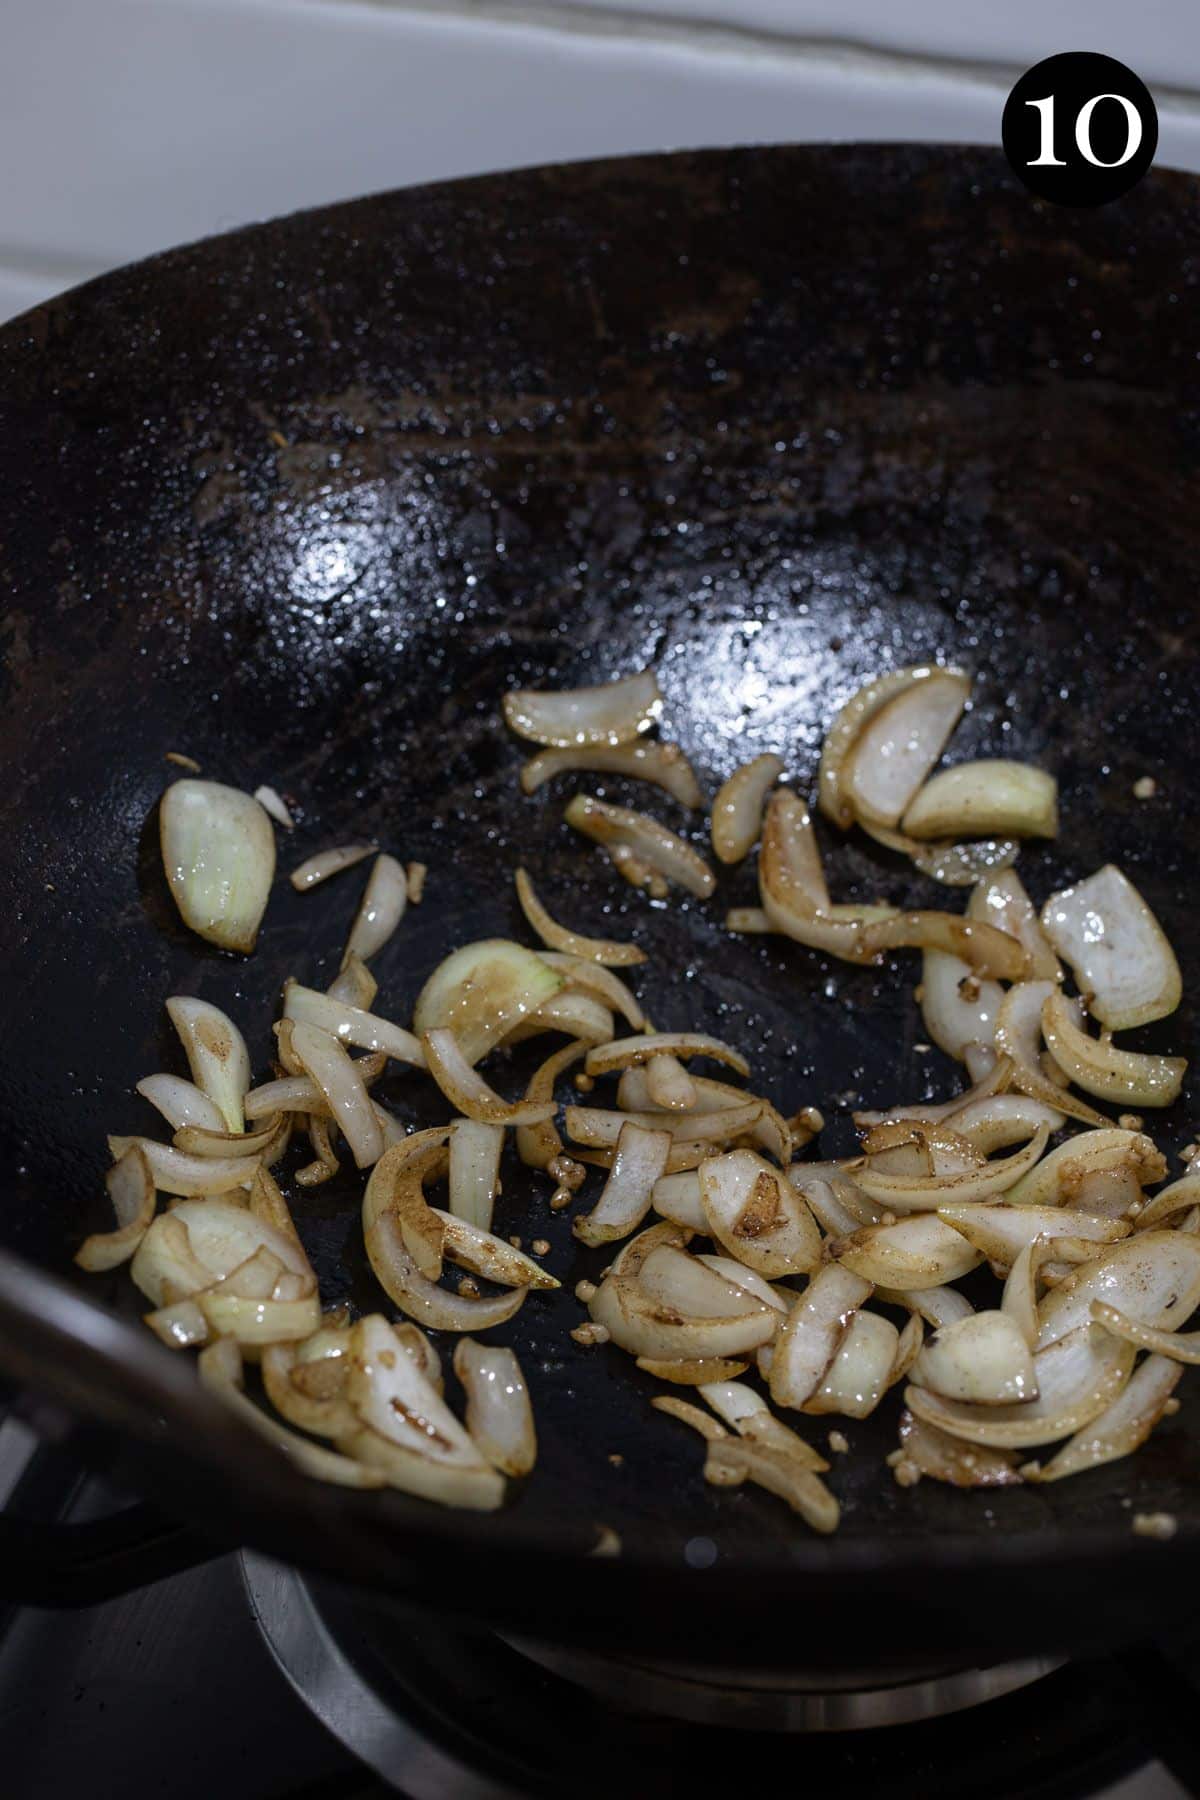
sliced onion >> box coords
[767,1265,873,1409]
[433,1209,559,1289]
[911,1311,1037,1406]
[877,1283,974,1330]
[136,1074,225,1134]
[711,754,785,865]
[791,1174,870,1237]
[365,1206,527,1332]
[1090,1300,1200,1364]
[75,1146,157,1272]
[520,739,702,808]
[245,1075,324,1120]
[905,1323,1133,1449]
[697,1257,792,1314]
[645,1053,697,1110]
[422,1029,553,1126]
[759,791,880,961]
[1040,864,1181,1031]
[938,1204,1128,1270]
[248,1165,314,1273]
[897,1410,1024,1487]
[145,1297,209,1351]
[283,981,426,1068]
[198,1340,386,1489]
[290,843,374,890]
[109,1137,258,1198]
[536,954,645,1027]
[566,1100,762,1149]
[453,1339,537,1477]
[1005,1127,1163,1209]
[860,913,1031,983]
[703,1437,840,1533]
[165,996,251,1134]
[1001,1239,1045,1350]
[611,1218,693,1279]
[173,1114,286,1159]
[502,668,662,748]
[885,832,1020,889]
[586,1033,750,1081]
[920,950,1003,1063]
[290,1022,384,1169]
[589,1270,777,1360]
[130,1213,213,1307]
[651,1394,729,1440]
[326,951,378,1010]
[1133,1174,1200,1233]
[514,1038,589,1171]
[638,1354,750,1384]
[652,1170,706,1230]
[253,784,294,828]
[843,671,970,829]
[818,665,965,831]
[503,991,615,1048]
[199,1284,321,1346]
[514,869,646,967]
[848,1126,1048,1211]
[261,1341,356,1439]
[343,853,407,965]
[131,1198,309,1306]
[637,1245,774,1320]
[160,779,275,954]
[698,1382,829,1470]
[1036,1231,1200,1349]
[566,795,715,899]
[412,938,563,1063]
[967,867,1060,980]
[804,1309,899,1418]
[889,1310,925,1388]
[574,1122,672,1247]
[942,1094,1065,1155]
[699,1149,822,1277]
[618,1070,792,1165]
[902,761,1057,840]
[835,1216,981,1290]
[447,1119,504,1232]
[1041,990,1186,1108]
[995,982,1109,1128]
[1022,1352,1181,1484]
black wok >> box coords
[2,144,1199,1666]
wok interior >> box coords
[2,146,1200,1580]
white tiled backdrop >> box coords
[1,0,1199,322]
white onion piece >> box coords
[290,843,374,890]
[364,1207,527,1332]
[326,952,378,1010]
[905,1324,1134,1448]
[1036,1231,1200,1349]
[253,784,294,828]
[502,668,662,748]
[343,853,407,964]
[412,938,563,1063]
[1134,1174,1200,1233]
[911,1311,1037,1406]
[565,795,716,899]
[889,1311,925,1388]
[261,1342,356,1440]
[1006,1127,1164,1210]
[698,1382,829,1470]
[422,1029,553,1126]
[290,1022,384,1169]
[804,1309,899,1418]
[284,982,426,1069]
[848,1126,1048,1211]
[967,868,1060,980]
[618,1069,792,1165]
[610,1219,692,1279]
[699,1149,822,1277]
[853,1053,1014,1130]
[586,1032,750,1081]
[514,1038,589,1171]
[1041,865,1181,1031]
[711,754,785,865]
[108,1137,257,1197]
[758,791,881,961]
[447,1119,504,1232]
[514,870,646,968]
[146,1298,209,1351]
[566,1101,761,1149]
[920,950,1003,1063]
[897,1411,1024,1487]
[704,1437,840,1532]
[844,671,970,829]
[995,982,1109,1128]
[520,739,702,807]
[1002,1239,1049,1350]
[904,761,1057,840]
[75,1146,157,1272]
[697,1258,791,1315]
[504,991,615,1048]
[652,1170,706,1230]
[339,1424,505,1508]
[943,1094,1065,1155]
[537,954,645,1027]
[574,1122,671,1247]
[637,1246,774,1320]
[652,1394,730,1440]
[165,996,251,1134]
[860,912,1031,982]
[433,1210,559,1289]
[818,665,964,831]
[589,1271,777,1360]
[245,1075,324,1120]
[695,1379,769,1430]
[172,1114,285,1160]
[131,1199,308,1307]
[645,1054,696,1110]
[836,1216,982,1290]
[454,1340,537,1477]
[199,1286,322,1346]
[878,1283,975,1331]
[136,1074,226,1134]
[789,1175,864,1238]
[938,1204,1128,1270]
[768,1265,873,1409]
[637,1354,751,1385]
[1023,1352,1182,1484]
[130,1213,213,1307]
[198,1340,386,1489]
[1041,991,1186,1108]
[1090,1300,1200,1364]
[160,779,275,954]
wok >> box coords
[1,144,1199,1666]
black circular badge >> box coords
[1002,52,1158,206]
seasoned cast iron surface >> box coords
[2,146,1200,1613]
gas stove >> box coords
[0,1413,1195,1799]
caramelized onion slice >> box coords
[1036,1231,1200,1349]
[198,1340,385,1489]
[283,982,426,1069]
[514,1038,589,1171]
[515,869,646,967]
[903,761,1057,840]
[520,740,703,808]
[911,1311,1037,1406]
[590,1270,777,1361]
[566,795,715,899]
[412,938,563,1064]
[897,1411,1024,1487]
[967,868,1060,979]
[768,1265,873,1409]
[423,1029,555,1126]
[327,952,378,1010]
[1006,1127,1165,1210]
[344,853,407,964]
[818,665,966,831]
[651,1170,706,1231]
[566,1101,761,1149]
[905,1324,1134,1449]
[835,1216,982,1291]
[651,1394,729,1440]
[75,1146,157,1273]
[844,671,970,829]
[136,1073,226,1135]
[290,843,374,890]
[804,1309,899,1419]
[995,982,1109,1128]
[860,912,1031,982]
[503,668,662,748]
[253,785,293,829]
[165,996,252,1134]
[574,1122,672,1247]
[537,954,645,1028]
[364,1208,527,1332]
[160,779,275,954]
[938,1204,1128,1270]
[1133,1173,1200,1233]
[448,1119,504,1232]
[454,1339,537,1476]
[1041,991,1186,1108]
[638,1355,750,1385]
[108,1137,257,1198]
[1090,1300,1200,1364]
[433,1210,559,1289]
[704,1437,840,1532]
[698,1382,830,1471]
[1041,864,1181,1031]
[850,1126,1049,1212]
[1022,1352,1181,1484]
[586,1033,750,1081]
[699,1149,822,1278]
[291,1022,384,1170]
[920,950,1003,1064]
[711,754,785,864]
